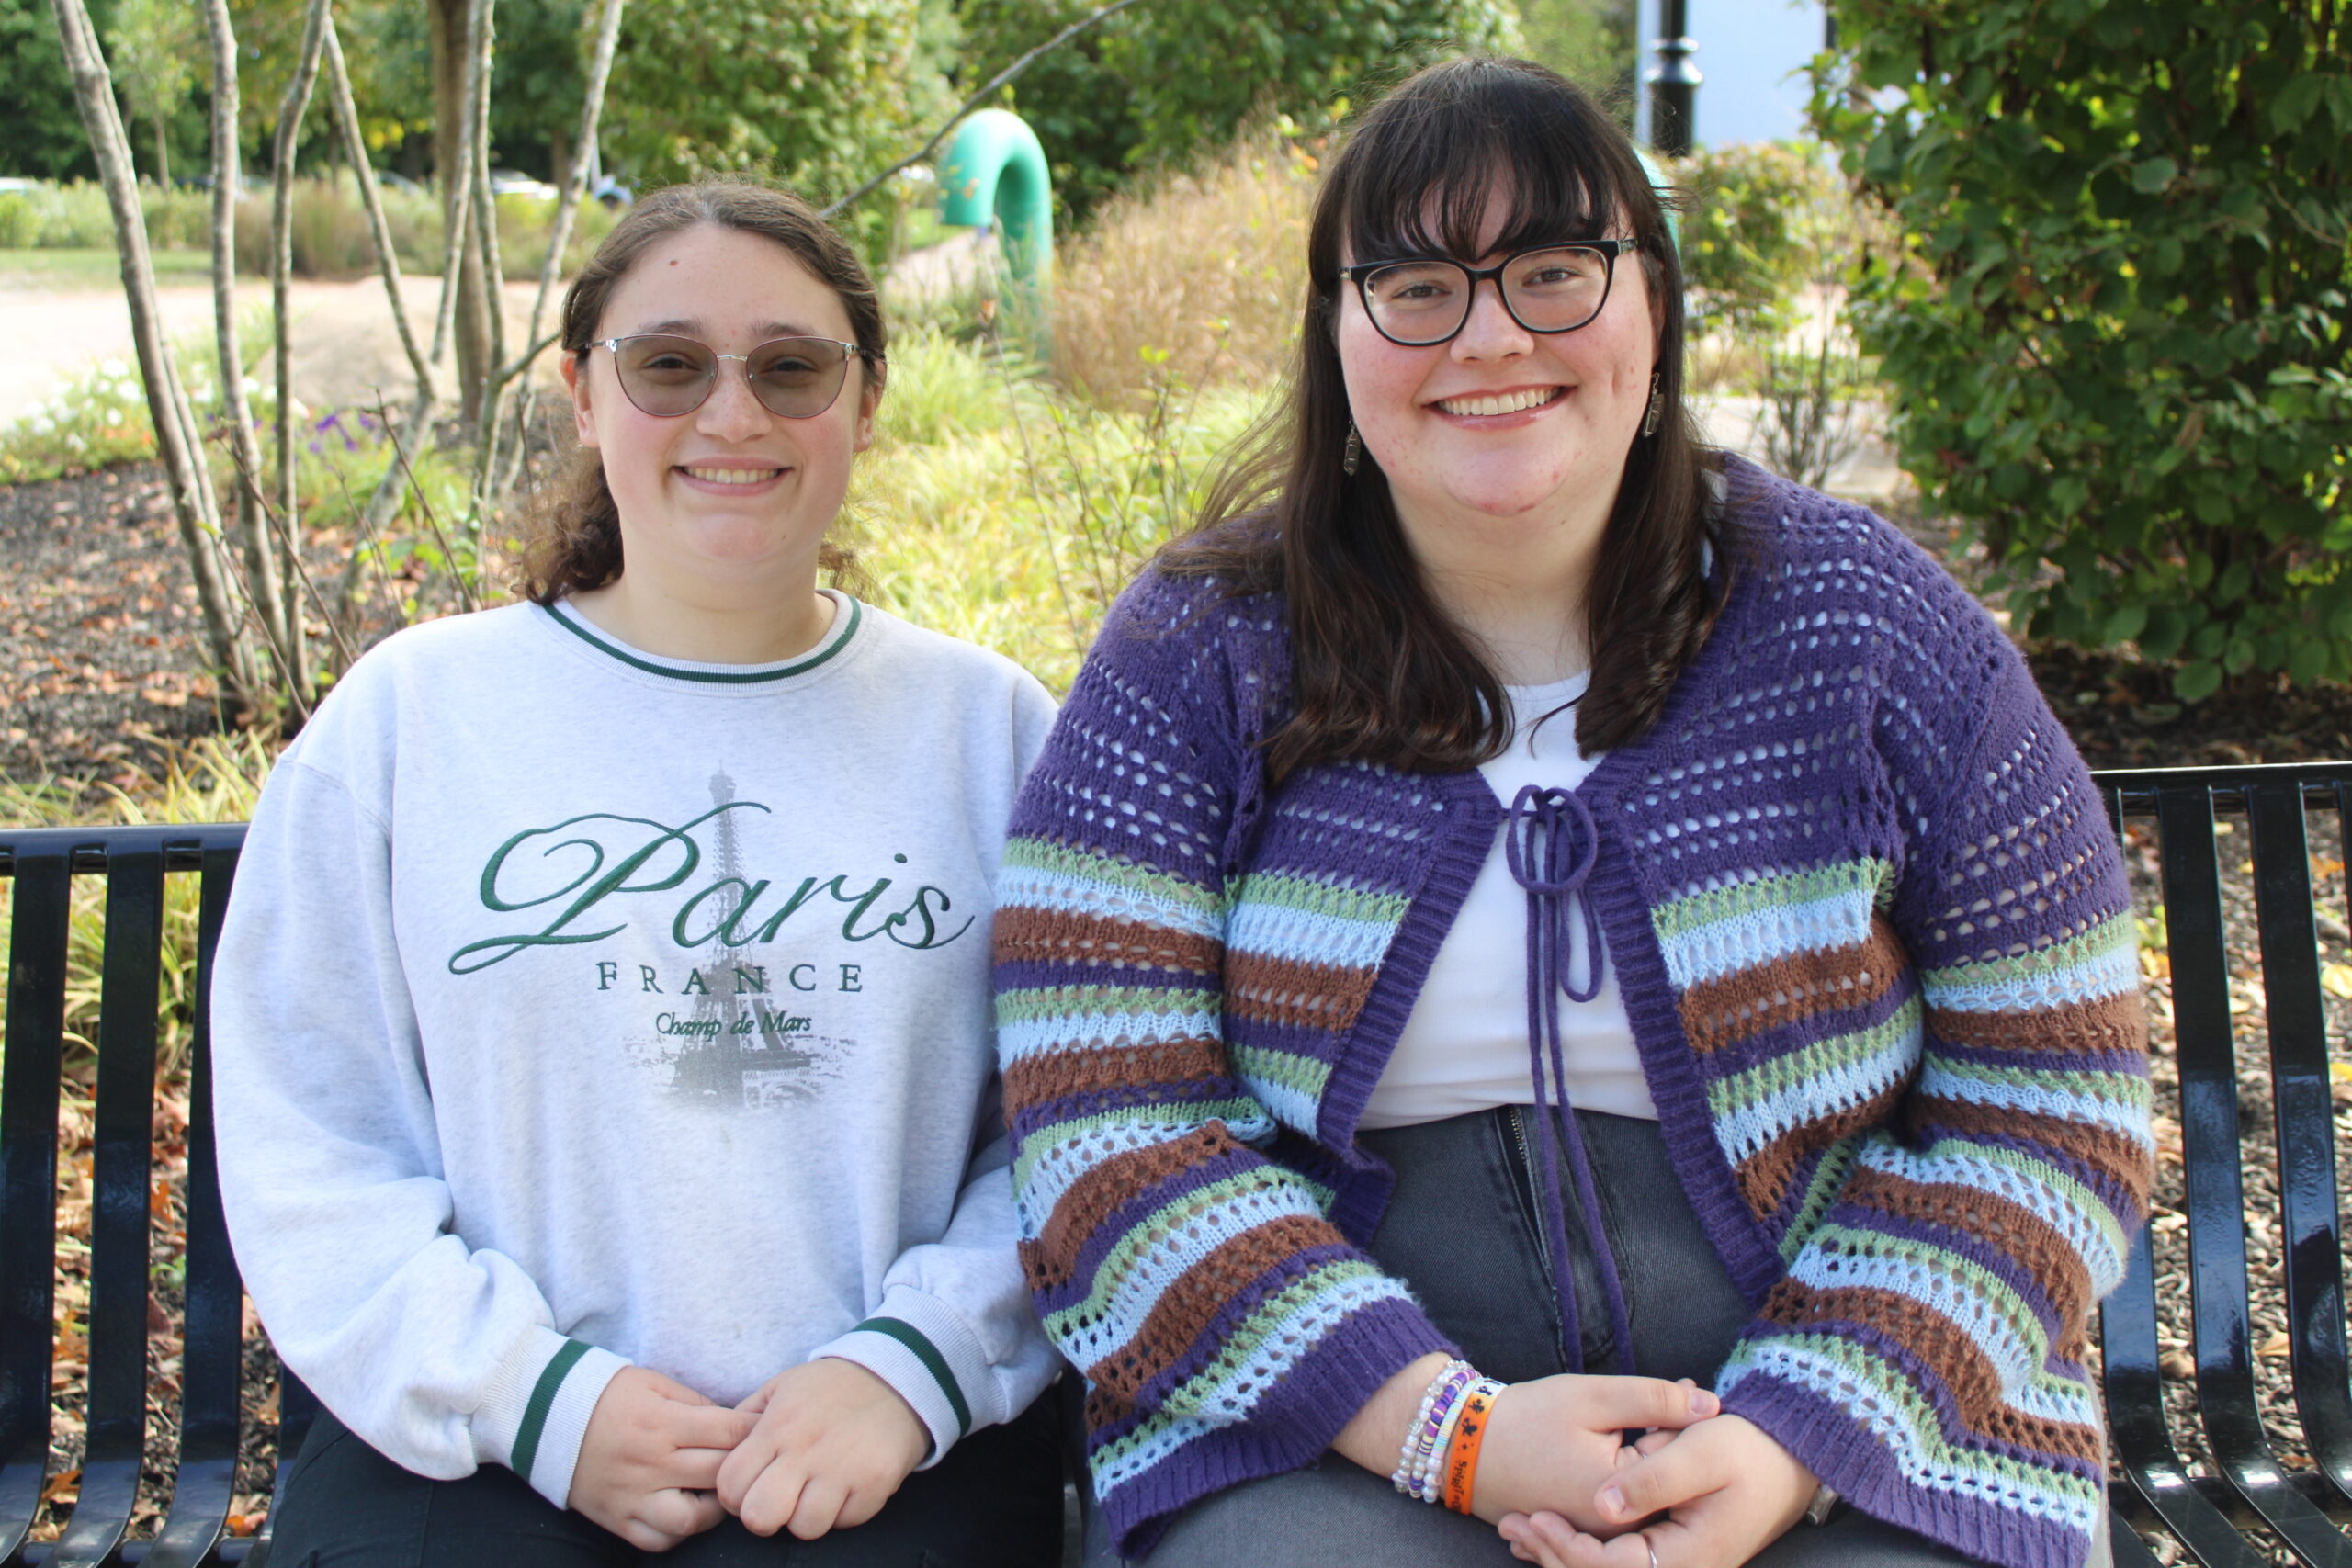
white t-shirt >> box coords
[1361,671,1657,1130]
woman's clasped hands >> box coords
[1496,1406,1820,1568]
[567,1359,930,1551]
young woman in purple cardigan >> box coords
[993,57,2149,1568]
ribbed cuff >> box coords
[469,1326,630,1508]
[811,1287,997,1469]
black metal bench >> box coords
[5,763,2351,1566]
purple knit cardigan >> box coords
[993,457,2153,1567]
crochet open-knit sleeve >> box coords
[1709,509,2154,1568]
[992,569,1454,1555]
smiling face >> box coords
[1337,185,1657,543]
[560,221,876,598]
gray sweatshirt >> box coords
[213,592,1061,1509]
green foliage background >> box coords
[959,0,1521,226]
[1818,0,2352,699]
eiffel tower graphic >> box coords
[665,769,835,1110]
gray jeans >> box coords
[1087,1109,2114,1568]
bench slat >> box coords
[145,846,243,1568]
[1,849,72,1563]
[55,849,166,1568]
[2159,786,2352,1567]
[2248,781,2352,1519]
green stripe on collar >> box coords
[857,1316,972,1438]
[543,596,862,683]
[510,1337,593,1483]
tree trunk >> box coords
[47,0,257,705]
[199,0,280,705]
[151,107,168,187]
[268,0,333,695]
[431,0,492,424]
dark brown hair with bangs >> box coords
[517,180,886,604]
[1166,56,1724,779]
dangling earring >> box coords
[1641,372,1664,438]
[1342,422,1362,476]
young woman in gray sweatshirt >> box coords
[213,183,1064,1566]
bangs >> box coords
[1338,73,1633,264]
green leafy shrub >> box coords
[958,0,1519,229]
[599,0,938,259]
[1816,1,2352,700]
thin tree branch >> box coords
[322,17,435,397]
[268,0,333,686]
[819,0,1144,221]
[47,0,257,703]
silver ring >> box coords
[1645,1539,1659,1568]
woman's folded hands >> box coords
[1498,1412,1818,1568]
[570,1358,930,1550]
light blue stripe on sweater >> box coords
[999,860,1222,941]
[1656,884,1881,989]
[1013,1103,1278,1222]
[1225,901,1397,968]
[1713,1004,1922,1163]
[1046,1171,1336,1349]
[1853,1140,2133,1292]
[1785,1229,2043,1392]
[1915,1060,2153,1143]
[1719,1337,2105,1531]
[997,1000,1221,1066]
[1091,1268,1422,1495]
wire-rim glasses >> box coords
[593,333,881,420]
[1339,239,1640,347]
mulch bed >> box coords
[6,460,2351,1560]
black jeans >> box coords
[266,1388,1066,1568]
[1117,1110,2109,1568]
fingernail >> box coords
[1600,1485,1625,1517]
[1690,1390,1717,1416]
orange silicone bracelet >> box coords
[1441,1382,1499,1514]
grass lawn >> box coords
[0,247,219,289]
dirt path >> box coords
[0,275,561,426]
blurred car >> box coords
[488,168,560,202]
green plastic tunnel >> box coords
[938,109,1053,340]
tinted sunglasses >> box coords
[592,333,881,420]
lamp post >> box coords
[1647,0,1702,157]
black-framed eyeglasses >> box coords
[593,333,882,420]
[1339,240,1640,346]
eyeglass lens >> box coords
[611,334,854,419]
[1362,246,1616,344]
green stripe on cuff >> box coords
[859,1317,971,1438]
[510,1337,593,1483]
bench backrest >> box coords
[4,763,2350,1568]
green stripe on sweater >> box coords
[1650,859,1895,940]
[510,1337,592,1483]
[858,1317,972,1438]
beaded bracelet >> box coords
[1439,1378,1505,1514]
[1413,1373,1479,1503]
[1391,1359,1476,1498]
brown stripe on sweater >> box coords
[1926,991,2148,1056]
[1902,1096,2155,1213]
[1735,1086,1905,1218]
[1760,1278,2007,1426]
[1759,1278,2101,1460]
[1081,1213,1351,1422]
[1681,920,1908,1054]
[1227,950,1378,1032]
[1836,1167,2094,1332]
[1022,1124,1252,1293]
[995,905,1217,976]
[1003,1035,1229,1120]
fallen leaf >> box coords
[41,1468,80,1506]
[2257,1329,2291,1359]
[2159,1350,2196,1381]
[2324,964,2352,1000]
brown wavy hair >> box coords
[1168,57,1727,778]
[517,180,888,604]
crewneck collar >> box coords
[538,589,862,685]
